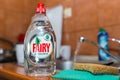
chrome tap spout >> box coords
[79,37,120,63]
[109,38,120,43]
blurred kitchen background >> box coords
[0,0,120,62]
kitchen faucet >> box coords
[109,38,120,56]
[74,37,120,63]
[0,37,15,48]
[109,38,120,43]
[0,37,16,63]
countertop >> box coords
[0,63,52,80]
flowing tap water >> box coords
[74,41,82,63]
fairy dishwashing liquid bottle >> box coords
[24,2,56,76]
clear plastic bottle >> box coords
[24,3,56,76]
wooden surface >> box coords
[0,63,53,80]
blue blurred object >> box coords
[98,28,110,61]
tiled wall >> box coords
[0,0,39,49]
[42,0,120,56]
[0,0,120,56]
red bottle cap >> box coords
[36,2,46,13]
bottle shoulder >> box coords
[25,13,56,40]
[32,13,48,22]
[98,31,108,36]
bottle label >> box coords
[30,33,53,61]
[99,35,109,61]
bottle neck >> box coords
[35,12,47,18]
[31,12,51,28]
[32,12,47,22]
[36,12,46,15]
